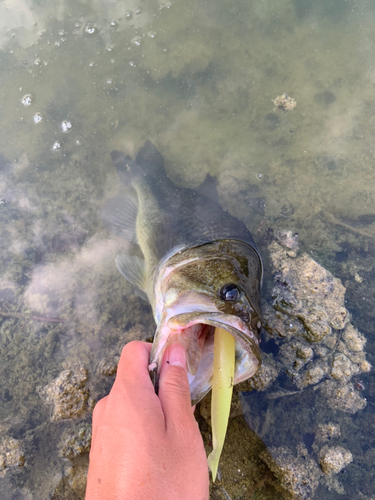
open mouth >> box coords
[149,312,261,405]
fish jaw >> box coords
[149,311,261,405]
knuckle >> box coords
[92,395,108,420]
[120,340,142,360]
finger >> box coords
[158,340,195,431]
[115,341,153,389]
[111,341,163,425]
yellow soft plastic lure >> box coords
[207,327,235,482]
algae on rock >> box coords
[38,366,93,421]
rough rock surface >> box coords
[320,380,367,414]
[263,234,371,401]
[319,445,353,475]
[269,238,348,342]
[39,366,92,420]
[0,437,25,477]
[315,423,341,444]
[60,423,92,460]
[261,444,321,500]
[240,352,279,392]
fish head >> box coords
[149,240,262,404]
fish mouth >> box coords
[149,311,261,405]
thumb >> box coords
[158,340,194,429]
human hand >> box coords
[85,340,209,500]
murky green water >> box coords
[1,0,375,498]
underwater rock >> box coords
[341,323,367,352]
[320,380,367,414]
[97,357,119,377]
[269,240,348,342]
[240,352,279,391]
[53,424,91,499]
[330,353,360,381]
[261,444,320,500]
[295,361,327,389]
[60,423,92,460]
[319,445,353,475]
[272,93,297,112]
[315,423,341,444]
[279,341,313,372]
[39,366,92,420]
[264,237,371,397]
[0,436,25,477]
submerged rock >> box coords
[264,236,371,396]
[39,366,93,420]
[319,445,353,475]
[272,93,297,112]
[320,380,367,414]
[261,444,320,500]
[314,423,341,444]
[60,423,92,460]
[240,352,279,391]
[0,437,25,477]
[269,239,348,342]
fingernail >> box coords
[167,341,187,369]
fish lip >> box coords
[167,311,260,358]
[149,311,261,399]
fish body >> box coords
[103,141,262,404]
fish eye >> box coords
[220,284,241,301]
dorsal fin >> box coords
[195,174,220,205]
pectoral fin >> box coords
[116,254,147,296]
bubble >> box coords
[52,141,61,151]
[131,36,142,46]
[21,94,33,107]
[33,113,43,124]
[61,120,73,133]
[110,20,117,28]
[147,31,156,38]
[34,58,42,66]
[125,11,133,19]
[129,61,136,67]
[85,24,98,35]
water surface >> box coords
[0,0,375,498]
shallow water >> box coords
[0,0,374,498]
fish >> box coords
[102,141,262,404]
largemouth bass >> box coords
[103,141,262,404]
